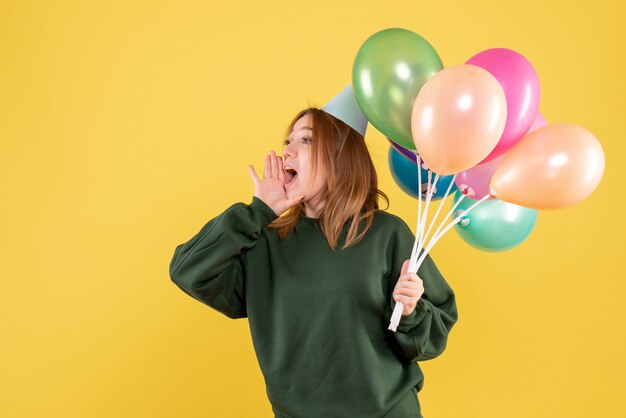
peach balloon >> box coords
[411,64,507,175]
[490,124,605,210]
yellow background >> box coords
[1,1,624,417]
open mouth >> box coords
[285,167,298,186]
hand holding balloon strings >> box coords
[393,260,424,316]
[390,177,491,331]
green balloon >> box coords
[352,28,443,150]
[452,191,538,252]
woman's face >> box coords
[282,114,328,212]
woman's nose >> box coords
[283,145,295,159]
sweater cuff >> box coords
[250,196,279,225]
[396,299,428,333]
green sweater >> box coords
[169,197,458,418]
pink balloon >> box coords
[455,154,505,200]
[466,48,540,163]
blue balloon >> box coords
[388,146,457,200]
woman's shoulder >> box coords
[370,210,416,251]
[372,209,412,232]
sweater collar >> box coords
[296,213,355,236]
[297,213,321,231]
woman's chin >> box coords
[287,189,306,204]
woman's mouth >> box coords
[285,167,298,187]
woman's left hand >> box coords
[393,259,425,316]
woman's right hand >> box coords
[248,150,305,216]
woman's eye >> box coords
[284,137,311,145]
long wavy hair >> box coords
[269,107,389,250]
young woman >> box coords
[169,107,458,417]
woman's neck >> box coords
[302,197,326,219]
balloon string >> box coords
[409,153,423,270]
[427,190,468,253]
[414,193,491,271]
[411,171,438,272]
[392,179,490,332]
[417,168,432,253]
[417,171,438,261]
[395,153,422,332]
[418,173,457,260]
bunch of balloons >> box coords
[350,28,605,332]
[352,27,604,250]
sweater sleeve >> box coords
[169,197,278,319]
[384,217,459,363]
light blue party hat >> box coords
[321,84,368,137]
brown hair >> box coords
[269,107,389,250]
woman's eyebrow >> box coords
[289,127,313,134]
